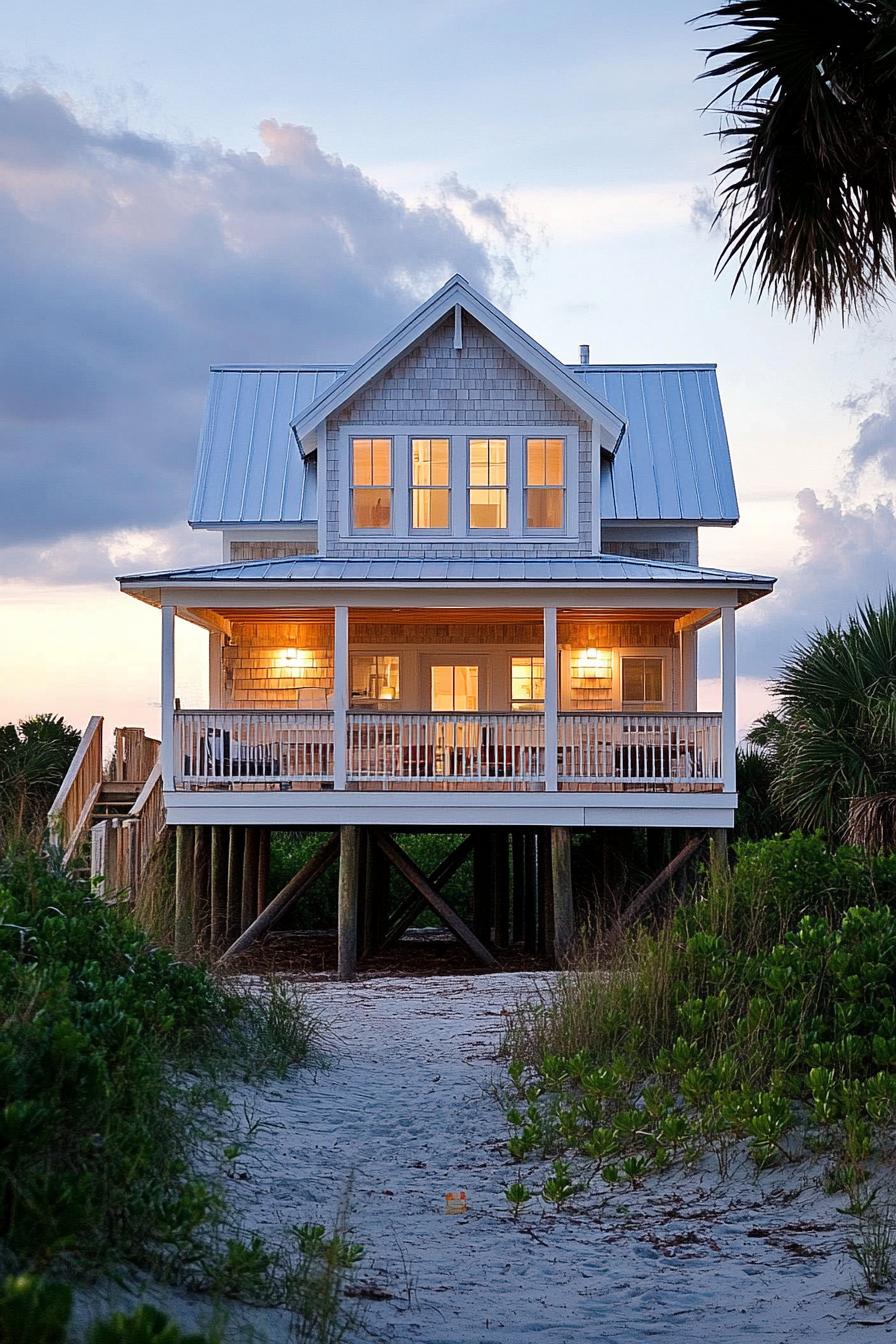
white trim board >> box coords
[163,788,737,830]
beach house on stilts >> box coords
[53,275,774,973]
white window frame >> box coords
[349,651,401,707]
[615,651,670,712]
[337,424,580,543]
[510,654,545,711]
[409,436,452,534]
[466,435,510,534]
[524,436,567,535]
[348,435,395,536]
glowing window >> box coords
[511,656,545,711]
[468,438,507,529]
[430,664,479,712]
[350,654,400,703]
[526,438,564,529]
[351,437,392,530]
[411,438,451,529]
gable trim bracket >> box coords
[289,274,626,461]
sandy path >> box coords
[229,972,896,1343]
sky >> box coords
[1,0,895,737]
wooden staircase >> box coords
[48,722,164,896]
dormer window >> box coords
[468,437,507,530]
[526,437,564,529]
[411,438,451,530]
[351,437,392,530]
[340,426,578,541]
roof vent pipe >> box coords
[579,343,590,364]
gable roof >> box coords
[189,360,738,529]
[119,552,774,591]
[289,275,626,459]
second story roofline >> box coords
[288,275,627,462]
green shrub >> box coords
[502,835,896,1191]
[0,1275,215,1344]
[0,852,314,1271]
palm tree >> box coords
[746,591,896,846]
[0,714,81,844]
[697,1,896,325]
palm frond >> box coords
[695,1,896,325]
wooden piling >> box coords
[192,824,211,950]
[522,830,539,953]
[174,825,195,959]
[337,825,361,981]
[550,826,574,966]
[511,829,525,946]
[708,828,730,883]
[493,830,510,951]
[256,827,271,917]
[210,825,228,949]
[472,833,494,943]
[241,828,260,933]
[225,826,244,945]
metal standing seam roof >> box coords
[574,366,739,524]
[118,554,774,588]
[189,366,347,526]
[188,362,740,530]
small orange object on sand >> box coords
[444,1190,467,1214]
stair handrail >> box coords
[128,759,162,818]
[47,715,104,862]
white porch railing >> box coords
[173,709,724,790]
[175,711,334,786]
[558,713,723,785]
[347,712,544,785]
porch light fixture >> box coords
[579,647,612,676]
[281,648,313,668]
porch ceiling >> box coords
[202,605,693,624]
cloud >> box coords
[735,488,896,678]
[844,382,896,482]
[439,171,530,251]
[0,84,521,573]
[689,186,715,233]
[0,522,218,587]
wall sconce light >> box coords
[578,647,612,676]
[280,648,313,668]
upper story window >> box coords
[621,656,664,708]
[340,426,579,541]
[468,437,507,530]
[411,438,450,530]
[526,438,564,529]
[351,437,392,530]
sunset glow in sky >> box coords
[1,0,895,737]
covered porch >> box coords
[162,602,735,796]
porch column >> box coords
[721,605,737,793]
[161,604,175,790]
[333,604,349,791]
[543,606,559,791]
